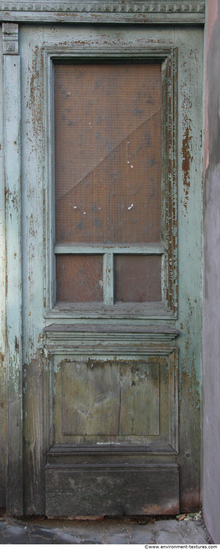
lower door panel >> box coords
[45,454,179,517]
[44,325,179,517]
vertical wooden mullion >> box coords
[103,253,114,305]
[3,23,23,515]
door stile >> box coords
[3,23,23,515]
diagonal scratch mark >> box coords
[56,108,161,202]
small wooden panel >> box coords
[115,255,161,302]
[45,463,179,517]
[62,360,160,437]
[62,361,120,436]
[55,62,161,244]
[56,254,103,302]
[120,362,159,435]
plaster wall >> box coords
[203,0,220,543]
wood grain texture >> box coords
[21,27,47,516]
[62,361,120,436]
[45,463,179,517]
[53,352,178,452]
[119,362,159,435]
[18,24,202,517]
[4,24,23,515]
[0,25,6,508]
[23,352,49,516]
[45,323,179,335]
[61,360,159,437]
[174,27,203,512]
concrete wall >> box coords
[203,0,220,543]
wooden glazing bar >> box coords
[103,253,114,305]
[54,243,165,255]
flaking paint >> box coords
[203,2,220,540]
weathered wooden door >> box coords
[6,18,203,517]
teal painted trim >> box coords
[3,24,23,516]
[54,243,165,255]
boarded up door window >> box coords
[54,62,162,303]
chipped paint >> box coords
[0,22,203,517]
[203,0,220,542]
[182,126,193,209]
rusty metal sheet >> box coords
[55,62,161,244]
[114,254,161,302]
[56,254,103,302]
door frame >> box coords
[1,2,205,516]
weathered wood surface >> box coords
[45,323,179,335]
[54,243,165,254]
[0,25,6,508]
[0,1,205,25]
[175,27,203,512]
[47,444,178,458]
[45,463,179,517]
[3,23,23,516]
[103,254,114,306]
[21,26,49,515]
[19,23,203,516]
[44,325,179,356]
[46,301,174,319]
[61,360,159,437]
[23,352,50,515]
[53,353,178,453]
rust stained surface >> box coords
[56,254,103,302]
[55,62,161,244]
[115,254,161,302]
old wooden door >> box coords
[6,17,203,517]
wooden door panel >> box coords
[61,360,159,437]
[62,361,120,436]
[51,349,178,452]
[19,24,203,518]
[45,463,179,517]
